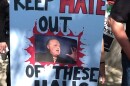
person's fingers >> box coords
[71,47,77,53]
[0,45,3,53]
[71,48,74,53]
[99,77,106,85]
[66,54,71,57]
[73,47,77,52]
[2,48,6,53]
[101,77,106,84]
[0,42,7,53]
[0,47,5,53]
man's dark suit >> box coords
[35,52,76,64]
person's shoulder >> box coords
[35,52,46,61]
[35,52,51,62]
[36,52,45,55]
[36,52,49,58]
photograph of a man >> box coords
[35,35,77,64]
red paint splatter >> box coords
[25,45,35,65]
[25,21,86,67]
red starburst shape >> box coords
[25,21,86,67]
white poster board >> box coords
[10,0,106,86]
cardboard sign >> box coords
[10,0,106,86]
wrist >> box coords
[100,62,105,64]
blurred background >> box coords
[98,39,122,86]
[105,39,122,86]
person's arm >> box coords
[0,0,9,53]
[99,39,105,84]
[0,42,7,53]
[109,17,130,60]
[100,39,105,63]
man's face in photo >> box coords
[47,39,61,57]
